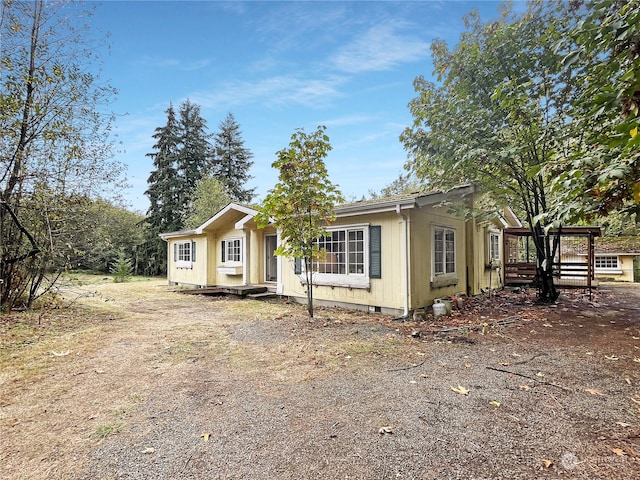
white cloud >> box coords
[134,55,212,72]
[330,23,429,74]
[189,74,348,110]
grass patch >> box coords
[93,422,125,439]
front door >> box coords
[265,234,277,283]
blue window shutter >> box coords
[173,243,177,262]
[191,241,196,262]
[221,241,225,262]
[369,226,381,278]
[294,258,302,274]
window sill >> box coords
[300,273,370,290]
[217,266,243,275]
[431,276,458,288]
[176,261,192,269]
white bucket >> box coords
[432,301,447,318]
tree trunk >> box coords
[304,256,314,318]
[532,225,559,302]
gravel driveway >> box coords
[2,282,639,479]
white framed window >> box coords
[221,238,242,264]
[488,231,500,264]
[174,240,195,269]
[595,255,621,273]
[312,228,366,276]
[297,224,379,289]
[433,226,456,276]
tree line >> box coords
[1,0,637,311]
[0,1,253,310]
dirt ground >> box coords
[1,279,639,479]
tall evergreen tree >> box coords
[176,100,212,206]
[145,104,181,233]
[143,104,181,275]
[212,113,255,203]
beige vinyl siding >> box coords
[166,235,208,287]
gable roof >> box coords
[335,184,476,217]
[159,203,259,240]
[195,203,258,233]
[159,185,478,240]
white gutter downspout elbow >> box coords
[396,204,409,318]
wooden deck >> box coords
[180,285,269,297]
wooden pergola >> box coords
[503,226,602,293]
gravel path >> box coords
[3,282,640,479]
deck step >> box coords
[180,286,267,297]
[247,292,278,299]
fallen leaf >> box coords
[616,422,632,427]
[51,350,71,357]
[500,362,511,366]
[605,355,619,361]
[543,323,552,328]
[519,385,531,391]
[201,433,210,442]
[536,372,545,378]
[630,397,640,406]
[626,378,632,385]
[633,358,640,363]
[409,380,417,384]
[542,459,553,468]
[416,352,425,356]
[450,385,469,395]
[612,448,626,456]
[420,373,428,378]
[585,388,605,396]
[143,447,155,454]
[378,426,393,435]
[464,362,471,368]
[489,401,501,407]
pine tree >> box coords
[212,113,255,203]
[145,104,181,233]
[143,104,181,275]
[176,100,212,207]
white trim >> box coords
[298,223,372,289]
[221,237,242,266]
[175,240,193,269]
[195,203,258,233]
[488,231,501,265]
[264,234,278,283]
[432,225,457,282]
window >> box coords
[313,228,365,275]
[221,238,242,264]
[434,226,456,276]
[174,240,196,269]
[296,225,380,289]
[489,232,500,264]
[595,255,618,270]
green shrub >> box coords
[110,249,133,283]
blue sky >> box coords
[91,0,520,212]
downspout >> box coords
[242,228,248,285]
[396,204,410,318]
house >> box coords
[559,235,640,283]
[160,185,521,317]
